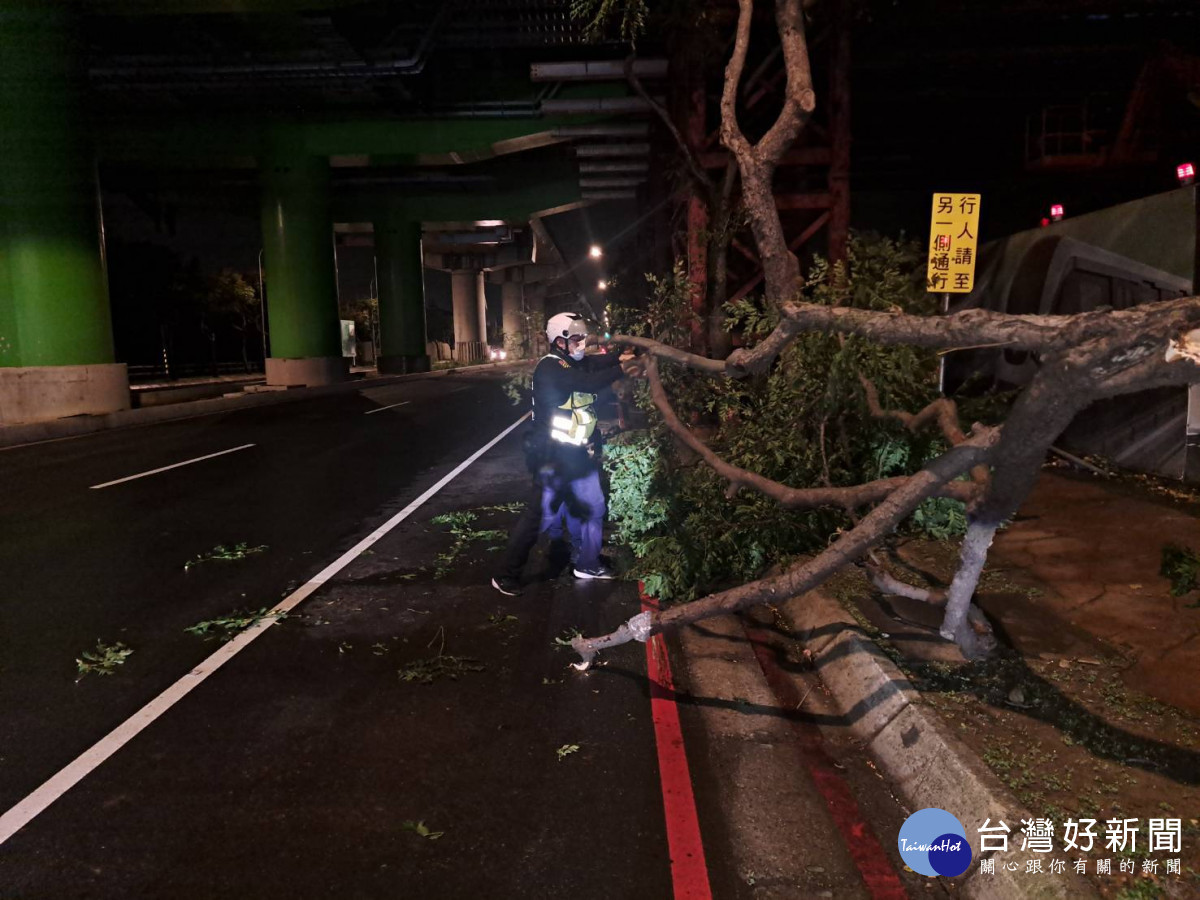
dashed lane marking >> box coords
[0,413,531,847]
[364,401,411,415]
[88,443,256,490]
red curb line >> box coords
[741,617,910,900]
[642,589,714,900]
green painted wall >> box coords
[333,155,584,224]
[260,144,342,359]
[0,3,115,368]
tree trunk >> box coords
[938,519,999,659]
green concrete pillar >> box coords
[0,3,128,424]
[260,142,344,385]
[374,215,430,374]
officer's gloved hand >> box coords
[619,350,645,377]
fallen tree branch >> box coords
[572,424,1001,668]
[619,296,1200,382]
[612,334,729,374]
[645,357,981,510]
[863,557,945,605]
[725,296,1200,378]
[859,377,966,444]
[859,375,990,489]
[861,554,996,648]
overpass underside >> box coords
[0,1,644,425]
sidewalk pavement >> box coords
[986,469,1200,716]
[765,465,1200,897]
[0,359,526,450]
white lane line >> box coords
[364,401,411,415]
[89,444,256,490]
[0,412,530,847]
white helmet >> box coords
[545,312,588,347]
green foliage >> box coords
[556,743,581,761]
[476,502,526,514]
[912,498,969,540]
[552,627,584,650]
[206,270,259,320]
[608,259,696,347]
[184,542,267,571]
[503,367,534,407]
[869,436,969,540]
[401,820,445,840]
[430,508,516,577]
[606,233,972,601]
[75,640,133,680]
[340,293,378,347]
[602,435,674,553]
[1160,543,1200,598]
[185,607,285,641]
[397,654,485,684]
[571,0,647,42]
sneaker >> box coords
[491,575,523,597]
[573,564,616,580]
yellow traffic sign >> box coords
[927,193,981,293]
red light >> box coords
[1178,162,1196,184]
[1039,217,1050,228]
[1050,204,1064,218]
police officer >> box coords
[491,312,635,596]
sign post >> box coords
[928,192,981,393]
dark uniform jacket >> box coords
[527,350,624,479]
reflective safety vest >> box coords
[539,354,598,446]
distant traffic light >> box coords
[1178,162,1195,186]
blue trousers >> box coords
[542,469,604,566]
[501,467,606,578]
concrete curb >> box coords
[0,360,528,450]
[778,590,1099,899]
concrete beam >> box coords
[484,265,563,285]
[551,124,649,138]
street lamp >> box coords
[597,279,608,291]
[589,244,603,259]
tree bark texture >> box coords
[572,425,1001,668]
[571,0,1200,665]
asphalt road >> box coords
[0,370,921,899]
[0,370,686,899]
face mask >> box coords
[569,346,586,361]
